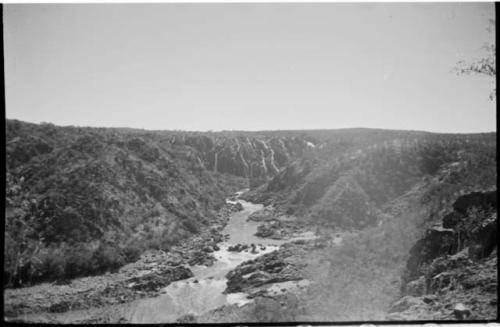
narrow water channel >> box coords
[130,193,284,323]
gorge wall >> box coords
[169,132,315,187]
[5,119,497,302]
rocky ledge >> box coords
[247,207,279,222]
[388,190,498,320]
[249,206,307,240]
[255,220,301,239]
[387,249,497,320]
[225,246,305,294]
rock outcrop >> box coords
[225,248,303,294]
[247,207,277,222]
[390,190,498,320]
[402,190,497,289]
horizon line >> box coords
[5,117,497,135]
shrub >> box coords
[38,247,67,281]
[64,245,94,278]
[92,244,125,274]
[121,244,142,262]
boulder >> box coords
[255,224,275,238]
[453,303,471,320]
[203,246,214,253]
[234,202,244,211]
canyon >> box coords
[4,119,497,322]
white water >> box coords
[14,191,322,324]
[130,194,282,323]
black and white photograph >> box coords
[3,1,497,324]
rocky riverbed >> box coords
[225,245,305,294]
[127,196,310,323]
[4,201,244,322]
[249,206,316,241]
[5,193,332,324]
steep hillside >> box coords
[4,120,310,287]
[235,131,496,321]
[4,119,496,320]
[243,132,496,231]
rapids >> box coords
[129,194,284,323]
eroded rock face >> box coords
[393,190,498,320]
[403,227,457,285]
[403,191,498,288]
[174,135,314,188]
[267,160,313,193]
[389,250,497,320]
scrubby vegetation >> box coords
[5,120,248,287]
[246,131,496,231]
[5,118,496,324]
[241,130,496,320]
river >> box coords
[9,192,323,323]
[129,193,289,323]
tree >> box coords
[455,19,496,100]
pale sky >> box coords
[4,3,496,133]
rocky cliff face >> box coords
[171,134,314,187]
[389,190,498,320]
